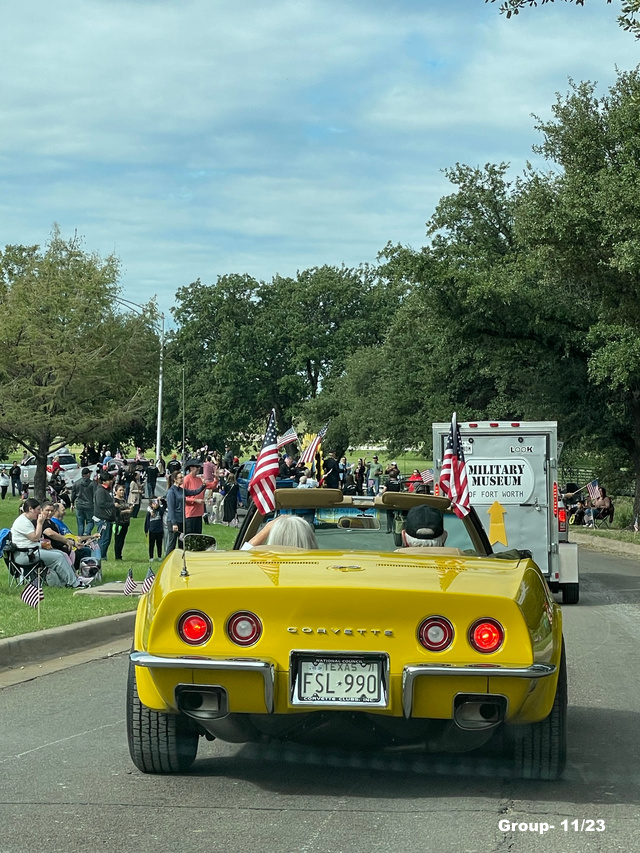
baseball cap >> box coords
[405,505,444,540]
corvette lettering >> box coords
[288,627,393,636]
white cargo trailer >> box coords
[432,420,579,604]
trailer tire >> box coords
[561,583,579,605]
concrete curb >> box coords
[0,610,136,672]
[570,531,640,559]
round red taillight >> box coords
[178,611,213,646]
[418,616,454,652]
[469,619,504,653]
[227,611,262,646]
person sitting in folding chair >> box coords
[593,487,614,526]
[10,499,91,589]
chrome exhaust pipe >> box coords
[176,685,228,721]
[453,693,507,730]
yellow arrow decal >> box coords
[487,501,508,547]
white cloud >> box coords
[0,0,637,312]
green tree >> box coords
[170,273,306,445]
[364,69,640,514]
[516,70,640,515]
[0,228,159,500]
[487,0,640,38]
[169,265,395,448]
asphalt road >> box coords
[1,548,639,853]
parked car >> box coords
[127,488,567,780]
[21,451,79,484]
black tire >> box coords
[510,641,567,780]
[561,583,579,605]
[126,660,199,773]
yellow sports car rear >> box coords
[127,490,566,780]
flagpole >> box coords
[37,564,41,625]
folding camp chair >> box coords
[3,534,47,589]
[593,503,615,529]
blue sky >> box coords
[1,0,638,318]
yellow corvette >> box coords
[127,489,566,779]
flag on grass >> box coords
[276,427,298,450]
[249,409,280,515]
[141,566,155,594]
[21,580,44,609]
[439,413,470,519]
[299,422,329,467]
[586,479,600,502]
[421,469,434,484]
[635,516,639,534]
[123,567,137,596]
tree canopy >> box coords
[487,0,640,39]
[0,228,159,499]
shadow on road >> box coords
[186,706,640,805]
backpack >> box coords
[0,528,11,553]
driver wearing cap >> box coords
[401,505,448,548]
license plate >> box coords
[293,656,385,706]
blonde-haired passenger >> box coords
[242,515,318,550]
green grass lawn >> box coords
[0,496,238,640]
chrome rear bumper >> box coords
[131,651,556,720]
[130,651,275,713]
[402,662,556,719]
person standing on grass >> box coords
[222,473,239,526]
[93,471,116,560]
[113,484,132,560]
[0,467,9,499]
[128,473,142,518]
[144,496,165,565]
[166,471,185,552]
[71,467,96,535]
[366,455,383,496]
[183,459,206,535]
[146,459,159,498]
[10,461,22,497]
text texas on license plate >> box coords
[296,656,383,705]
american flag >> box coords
[123,567,137,596]
[21,580,44,609]
[421,469,434,484]
[299,422,329,466]
[439,413,470,519]
[141,566,155,594]
[249,409,280,514]
[276,427,298,450]
[586,479,600,502]
[634,516,638,534]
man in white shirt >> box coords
[11,499,90,588]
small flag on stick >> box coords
[21,580,44,609]
[123,567,137,596]
[586,479,600,502]
[420,469,434,484]
[141,566,156,594]
[634,516,638,534]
